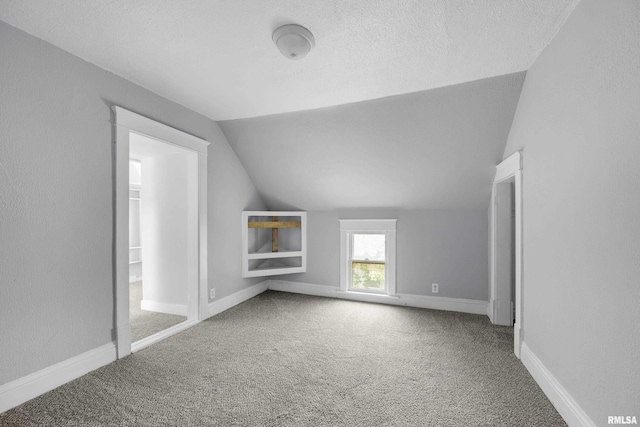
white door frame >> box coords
[489,151,524,358]
[113,106,209,358]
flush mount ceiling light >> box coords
[272,24,315,60]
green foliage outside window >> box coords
[351,262,385,290]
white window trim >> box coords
[339,219,397,296]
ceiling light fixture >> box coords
[272,24,315,60]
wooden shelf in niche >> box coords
[242,211,306,278]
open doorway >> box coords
[490,151,523,358]
[128,135,196,342]
[493,178,515,326]
[129,160,182,341]
[113,107,209,358]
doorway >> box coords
[490,151,523,358]
[493,178,515,326]
[113,107,209,358]
[128,135,196,343]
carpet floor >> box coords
[0,291,565,426]
[129,281,186,343]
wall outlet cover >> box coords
[210,288,215,299]
[432,283,439,293]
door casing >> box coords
[113,106,209,358]
[489,151,523,358]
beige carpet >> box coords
[0,291,566,426]
[129,281,186,343]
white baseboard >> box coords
[204,280,269,319]
[0,343,116,414]
[266,280,488,315]
[521,343,595,427]
[268,280,340,298]
[131,319,200,353]
[0,279,486,415]
[129,275,142,283]
[141,299,187,316]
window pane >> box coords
[351,262,385,291]
[352,234,385,261]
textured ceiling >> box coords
[0,0,578,120]
[219,72,526,211]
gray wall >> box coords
[220,67,522,306]
[0,21,264,385]
[284,210,488,300]
[140,152,194,309]
[207,123,267,300]
[220,72,525,211]
[502,0,640,421]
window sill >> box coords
[336,290,399,299]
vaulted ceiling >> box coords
[220,73,525,211]
[0,0,578,120]
[1,2,579,211]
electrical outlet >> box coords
[432,283,439,294]
[209,288,215,299]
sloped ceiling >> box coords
[0,1,578,120]
[219,72,525,211]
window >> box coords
[350,233,386,291]
[339,219,396,295]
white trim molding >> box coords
[131,320,200,353]
[204,281,270,319]
[0,343,116,414]
[521,343,595,427]
[241,211,307,278]
[140,300,188,317]
[113,107,209,155]
[490,150,524,358]
[0,281,270,413]
[495,150,522,182]
[112,106,209,359]
[0,280,490,414]
[266,280,487,315]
